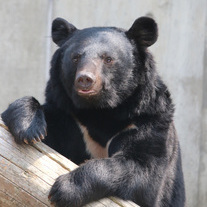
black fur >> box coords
[1,17,185,207]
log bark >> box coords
[0,117,139,207]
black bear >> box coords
[1,17,185,207]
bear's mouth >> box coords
[77,89,98,97]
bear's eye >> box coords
[104,56,113,64]
[72,54,81,63]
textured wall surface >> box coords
[0,1,206,206]
[0,1,49,107]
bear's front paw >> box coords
[19,113,47,145]
[1,96,47,144]
[49,173,84,207]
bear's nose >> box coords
[75,73,95,90]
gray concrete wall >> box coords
[198,15,207,207]
[0,0,49,107]
[0,1,206,206]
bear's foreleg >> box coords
[48,128,167,207]
[1,96,47,144]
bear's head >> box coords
[48,17,158,110]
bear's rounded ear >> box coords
[52,17,77,47]
[126,17,158,47]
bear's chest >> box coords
[74,115,128,158]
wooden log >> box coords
[0,117,139,207]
